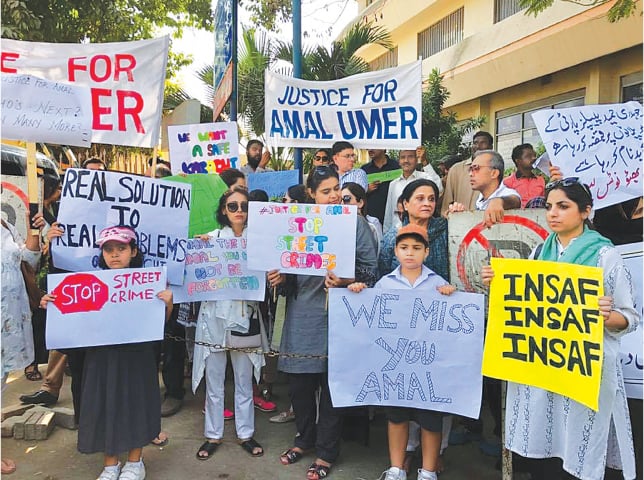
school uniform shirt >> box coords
[382,170,433,233]
[474,182,521,211]
[503,171,545,208]
[339,168,369,192]
[375,264,447,290]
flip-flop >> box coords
[24,366,42,382]
[306,462,331,480]
[150,432,169,447]
[196,441,220,461]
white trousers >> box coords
[204,351,255,440]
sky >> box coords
[172,0,359,104]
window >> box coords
[418,8,464,58]
[494,0,524,23]
[621,72,643,104]
[369,47,398,71]
[494,91,585,163]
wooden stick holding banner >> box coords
[25,142,39,235]
[150,146,157,178]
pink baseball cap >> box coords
[96,226,137,246]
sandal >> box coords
[150,432,169,447]
[280,447,306,465]
[306,462,331,480]
[240,438,264,457]
[196,440,220,461]
[24,365,42,382]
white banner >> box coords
[51,169,190,285]
[328,288,485,418]
[1,37,169,147]
[168,121,240,174]
[247,202,357,278]
[171,237,266,303]
[616,243,643,399]
[532,102,643,209]
[265,62,422,149]
[46,267,166,349]
[1,74,92,147]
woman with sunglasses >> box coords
[481,178,638,480]
[341,182,383,256]
[192,187,267,461]
[268,166,378,480]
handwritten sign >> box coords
[532,102,643,209]
[367,169,402,184]
[328,288,485,418]
[265,62,421,149]
[1,175,43,243]
[482,258,604,410]
[168,121,239,174]
[247,170,299,202]
[247,201,357,277]
[1,74,92,147]
[51,169,190,285]
[616,243,643,399]
[1,37,169,147]
[171,237,266,303]
[46,267,166,349]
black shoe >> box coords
[19,390,58,406]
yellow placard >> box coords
[482,257,604,410]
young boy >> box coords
[349,224,455,480]
[502,143,545,208]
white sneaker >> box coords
[382,466,407,480]
[118,461,146,480]
[416,469,437,480]
[97,464,121,480]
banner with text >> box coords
[1,74,92,147]
[247,202,357,277]
[247,169,299,202]
[265,61,422,149]
[51,169,190,285]
[328,288,485,418]
[171,237,266,303]
[482,258,604,410]
[1,37,169,147]
[532,102,642,209]
[168,121,239,174]
[46,267,166,349]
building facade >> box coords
[349,0,643,162]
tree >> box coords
[239,0,291,33]
[518,0,639,22]
[421,69,485,168]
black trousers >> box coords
[64,348,86,424]
[289,372,343,464]
[157,305,186,400]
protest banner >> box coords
[482,257,604,410]
[328,288,485,418]
[247,201,357,277]
[616,243,643,399]
[247,170,299,202]
[1,37,169,147]
[168,121,239,174]
[265,61,422,149]
[448,210,550,293]
[367,169,402,184]
[2,74,92,147]
[1,175,43,243]
[51,169,190,285]
[46,267,166,349]
[165,173,227,237]
[171,237,266,303]
[532,102,643,209]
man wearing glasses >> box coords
[331,141,368,191]
[361,149,400,225]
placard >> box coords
[1,37,169,147]
[168,121,239,174]
[46,267,166,348]
[1,74,92,147]
[247,169,299,202]
[171,237,266,303]
[51,169,190,284]
[1,175,43,243]
[532,102,643,209]
[328,288,485,418]
[247,202,357,277]
[367,169,402,183]
[265,62,421,149]
[482,258,604,410]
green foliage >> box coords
[239,0,292,33]
[518,0,638,22]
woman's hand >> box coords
[39,293,56,309]
[598,295,628,331]
[157,289,173,308]
[481,265,494,287]
[448,202,466,214]
[437,284,456,296]
[46,222,64,242]
[194,234,211,241]
[267,269,285,287]
[324,271,354,289]
[347,282,367,293]
[548,165,563,182]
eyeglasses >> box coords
[545,177,593,199]
[341,195,354,204]
[226,201,248,213]
[467,164,493,173]
[339,153,356,159]
[314,155,329,162]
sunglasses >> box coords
[226,201,248,213]
[341,195,354,204]
[467,164,493,173]
[314,155,329,162]
[545,177,593,199]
